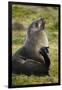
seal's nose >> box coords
[40,18,45,25]
[38,17,45,29]
[40,17,44,21]
[40,17,45,22]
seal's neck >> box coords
[24,30,49,52]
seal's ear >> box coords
[27,24,34,36]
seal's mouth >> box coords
[38,18,45,30]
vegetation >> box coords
[12,4,59,86]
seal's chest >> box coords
[36,31,49,50]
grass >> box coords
[12,5,59,86]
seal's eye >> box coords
[35,22,38,27]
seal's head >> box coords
[28,17,45,33]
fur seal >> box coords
[12,18,50,76]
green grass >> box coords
[12,5,59,86]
